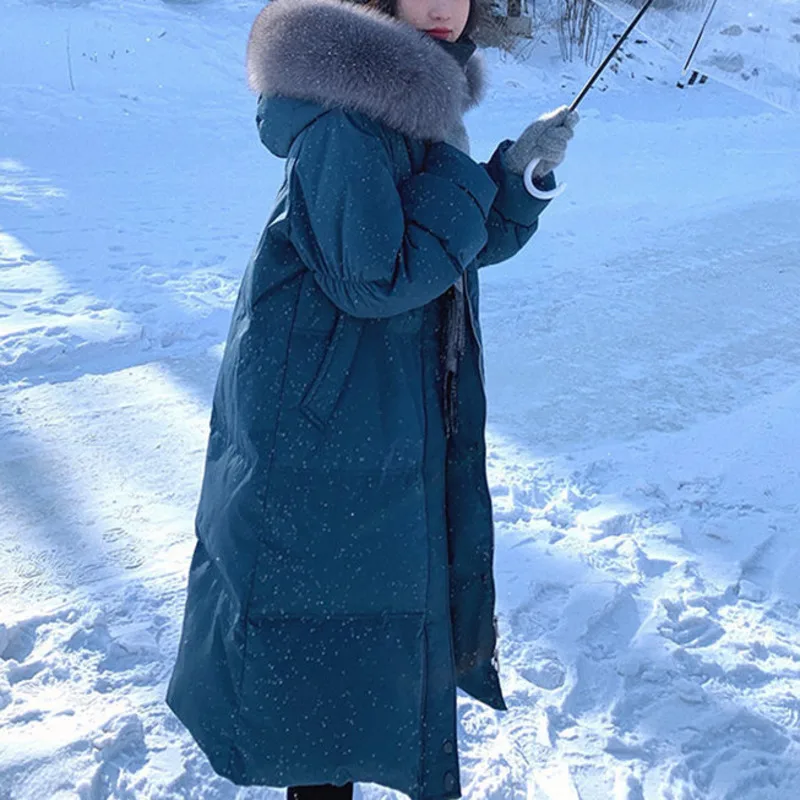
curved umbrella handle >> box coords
[523,157,567,201]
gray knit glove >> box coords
[504,105,580,178]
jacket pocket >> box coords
[299,313,363,431]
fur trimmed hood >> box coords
[246,0,487,142]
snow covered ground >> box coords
[2,1,800,798]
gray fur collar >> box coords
[246,0,486,142]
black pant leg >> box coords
[287,783,354,800]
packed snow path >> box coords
[2,2,800,798]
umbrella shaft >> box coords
[569,0,657,111]
[682,0,719,73]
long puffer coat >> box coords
[166,1,556,798]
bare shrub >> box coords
[557,0,602,63]
[474,6,527,51]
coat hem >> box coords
[167,689,448,800]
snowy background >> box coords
[2,0,800,798]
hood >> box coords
[246,0,487,157]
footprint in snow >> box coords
[508,583,571,641]
[6,659,47,686]
[658,614,725,648]
[669,709,793,797]
[579,586,641,662]
[517,649,567,691]
[77,712,148,800]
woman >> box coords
[166,0,578,798]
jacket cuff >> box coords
[424,141,499,219]
[484,140,557,227]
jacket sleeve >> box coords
[287,110,499,319]
[475,139,557,269]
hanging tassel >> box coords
[492,613,501,676]
[443,274,468,438]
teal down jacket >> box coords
[166,93,555,800]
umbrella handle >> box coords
[523,158,567,200]
[520,0,657,203]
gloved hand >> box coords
[504,105,580,178]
